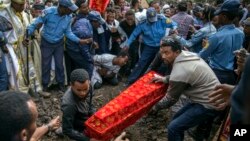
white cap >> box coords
[162,4,170,10]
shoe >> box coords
[28,89,39,102]
[109,77,119,86]
[117,74,122,81]
[43,86,49,92]
[38,91,51,98]
[58,85,66,94]
[94,82,102,89]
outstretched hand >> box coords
[48,116,61,131]
[150,74,168,84]
[208,84,235,110]
[113,132,130,141]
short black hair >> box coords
[70,69,89,84]
[32,3,45,10]
[45,0,52,5]
[106,7,116,13]
[203,6,215,21]
[75,0,86,8]
[53,1,58,6]
[114,5,121,11]
[187,0,193,5]
[117,51,129,57]
[0,91,32,141]
[131,0,139,7]
[178,1,187,11]
[125,10,135,17]
[160,36,182,52]
[114,0,120,5]
[149,0,159,7]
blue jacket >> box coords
[199,24,244,71]
[72,18,93,39]
[28,7,80,43]
[92,24,110,54]
[66,16,93,63]
[127,15,177,47]
[179,22,216,53]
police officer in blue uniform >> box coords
[28,0,89,92]
[199,0,244,85]
[124,7,177,85]
[66,0,94,79]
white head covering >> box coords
[162,4,170,10]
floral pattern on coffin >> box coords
[85,71,168,140]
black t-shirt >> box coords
[119,20,136,37]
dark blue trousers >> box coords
[127,45,159,84]
[41,37,64,87]
[128,41,139,72]
[0,54,8,91]
[212,68,237,85]
[167,103,220,141]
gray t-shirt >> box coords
[93,54,120,75]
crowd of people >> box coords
[0,0,250,140]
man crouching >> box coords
[61,69,98,141]
[151,36,222,141]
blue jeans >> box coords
[0,54,8,91]
[41,37,64,87]
[127,45,159,84]
[167,103,220,141]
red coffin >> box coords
[85,71,168,140]
[89,0,110,13]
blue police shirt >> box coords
[199,24,244,71]
[178,22,216,53]
[28,7,80,43]
[126,15,177,47]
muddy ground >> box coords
[35,78,218,141]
